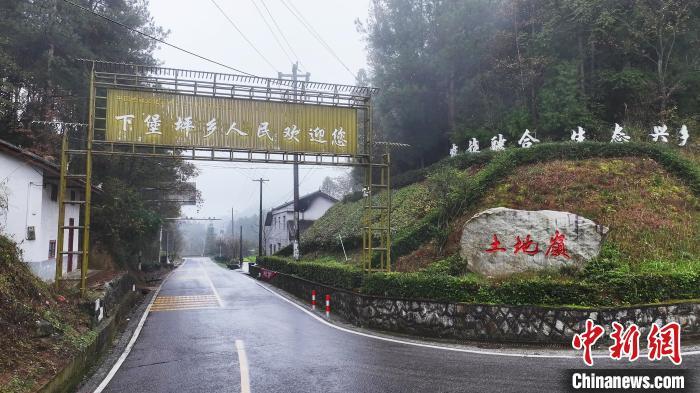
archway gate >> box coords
[56,61,391,295]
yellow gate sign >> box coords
[105,89,358,155]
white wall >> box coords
[263,196,336,255]
[265,209,292,254]
[0,153,80,281]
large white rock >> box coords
[459,207,609,276]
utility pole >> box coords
[231,208,236,260]
[279,62,310,260]
[159,224,163,263]
[253,178,269,257]
[239,225,243,263]
[165,230,169,263]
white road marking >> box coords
[201,258,224,307]
[93,268,175,393]
[253,280,700,360]
[236,339,251,393]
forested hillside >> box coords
[362,0,700,172]
[0,0,192,268]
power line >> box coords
[209,0,279,73]
[259,0,301,63]
[250,0,293,64]
[279,0,356,80]
[267,166,317,208]
[59,0,255,76]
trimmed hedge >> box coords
[362,272,482,302]
[257,256,363,289]
[255,256,700,307]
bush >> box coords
[421,254,467,276]
[256,255,700,308]
[363,270,700,307]
[489,278,597,306]
[595,271,700,305]
[256,256,363,289]
[362,272,482,302]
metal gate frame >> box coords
[55,61,391,295]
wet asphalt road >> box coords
[101,257,698,393]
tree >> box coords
[362,0,700,172]
[618,0,700,118]
[320,174,355,199]
[204,223,218,256]
[0,0,166,154]
[0,0,196,269]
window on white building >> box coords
[48,240,56,259]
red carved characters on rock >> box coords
[485,234,506,253]
[513,234,540,255]
[545,230,570,259]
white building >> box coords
[0,139,83,281]
[264,190,337,255]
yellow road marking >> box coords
[150,294,221,312]
[236,340,251,393]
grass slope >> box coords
[0,236,93,393]
[453,157,700,263]
[301,142,699,269]
[300,182,438,255]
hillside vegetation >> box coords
[276,142,700,307]
[468,157,699,262]
[301,142,700,265]
[0,237,93,393]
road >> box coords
[98,257,698,393]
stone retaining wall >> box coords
[37,273,141,393]
[251,266,700,344]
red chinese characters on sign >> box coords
[573,320,683,366]
[572,319,605,366]
[545,230,570,259]
[485,234,507,253]
[609,322,640,361]
[648,322,682,365]
[259,268,278,281]
[484,231,570,257]
[513,235,540,255]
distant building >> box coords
[264,190,337,255]
[0,139,83,281]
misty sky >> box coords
[147,0,371,221]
